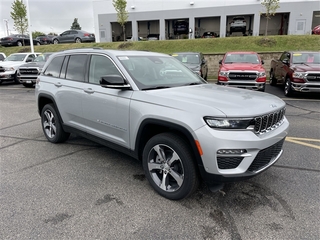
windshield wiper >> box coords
[142,86,171,90]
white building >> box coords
[92,0,320,42]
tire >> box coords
[13,72,20,84]
[53,39,59,44]
[284,77,294,97]
[17,41,22,47]
[258,83,266,92]
[142,132,199,200]
[269,70,277,86]
[75,38,82,43]
[41,104,70,143]
[36,41,41,46]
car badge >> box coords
[270,104,277,108]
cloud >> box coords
[0,0,94,38]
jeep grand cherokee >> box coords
[35,49,289,200]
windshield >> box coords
[118,55,206,90]
[4,54,27,62]
[224,53,259,64]
[34,54,51,62]
[172,53,200,64]
[292,52,320,64]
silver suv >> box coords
[35,49,289,200]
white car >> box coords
[0,52,40,84]
[0,52,6,61]
[230,16,247,35]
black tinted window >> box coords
[44,56,65,78]
[65,54,87,82]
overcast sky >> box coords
[0,0,95,38]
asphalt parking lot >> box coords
[0,83,319,240]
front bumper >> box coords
[218,80,265,91]
[291,82,320,93]
[0,71,15,81]
[194,117,289,184]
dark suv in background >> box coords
[52,30,95,44]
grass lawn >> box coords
[1,35,319,57]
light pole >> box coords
[3,19,9,36]
[25,0,34,53]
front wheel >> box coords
[17,41,22,47]
[269,70,277,86]
[284,78,294,97]
[41,104,70,143]
[142,133,199,200]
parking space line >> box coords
[286,137,320,150]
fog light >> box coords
[217,149,247,154]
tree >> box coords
[32,31,46,39]
[112,0,129,41]
[71,18,81,30]
[10,0,28,36]
[261,0,280,36]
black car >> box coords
[52,30,95,44]
[0,34,40,47]
[36,35,55,45]
[172,52,208,80]
[202,31,219,38]
[173,20,189,35]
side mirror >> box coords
[261,60,264,65]
[26,58,33,62]
[100,75,131,90]
[282,59,289,65]
[219,60,222,64]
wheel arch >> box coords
[37,93,65,125]
[135,119,203,167]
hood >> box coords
[221,63,265,72]
[183,63,200,70]
[292,63,320,72]
[19,62,45,68]
[134,84,285,118]
[0,61,25,68]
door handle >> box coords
[54,82,62,87]
[83,88,94,94]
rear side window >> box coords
[65,54,88,82]
[43,56,65,78]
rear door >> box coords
[81,54,132,148]
[42,54,88,131]
[58,31,70,43]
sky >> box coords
[0,0,95,38]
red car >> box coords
[312,25,320,35]
[218,51,267,91]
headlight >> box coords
[258,72,266,77]
[219,71,229,77]
[4,67,15,71]
[293,72,307,78]
[204,117,254,129]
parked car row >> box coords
[0,30,96,47]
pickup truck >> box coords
[17,52,53,87]
[0,52,41,84]
[218,51,266,91]
[270,51,320,96]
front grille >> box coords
[248,138,285,172]
[306,73,320,82]
[19,68,39,75]
[229,72,257,81]
[254,107,285,134]
[217,157,244,169]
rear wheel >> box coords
[41,104,70,143]
[53,39,59,44]
[269,70,277,86]
[75,38,82,43]
[142,133,199,200]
